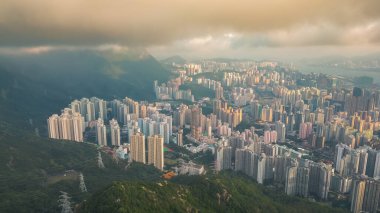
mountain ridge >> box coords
[0,48,171,129]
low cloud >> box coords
[0,0,380,47]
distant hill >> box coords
[79,172,346,213]
[0,48,171,129]
[160,55,187,65]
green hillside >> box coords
[179,83,215,100]
[0,124,162,213]
[79,172,346,213]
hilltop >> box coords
[160,55,187,65]
[79,172,346,213]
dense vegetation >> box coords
[79,172,346,213]
[0,124,162,213]
[179,83,215,100]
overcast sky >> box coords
[1,0,380,60]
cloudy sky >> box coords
[1,0,380,60]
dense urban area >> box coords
[46,59,380,213]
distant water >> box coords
[297,65,380,84]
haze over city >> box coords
[1,1,380,213]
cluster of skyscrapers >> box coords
[95,118,120,146]
[129,133,164,171]
[173,60,379,212]
[47,108,84,142]
[48,96,168,171]
[215,133,331,200]
[172,102,242,141]
[47,97,112,142]
[195,77,224,100]
[154,78,194,102]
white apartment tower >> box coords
[47,110,84,142]
[130,132,146,163]
[147,135,164,170]
[47,114,60,139]
[109,119,121,146]
[96,118,107,146]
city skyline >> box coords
[44,58,380,212]
[2,1,380,212]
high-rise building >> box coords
[47,114,60,139]
[350,178,366,213]
[299,122,308,139]
[215,85,224,99]
[296,167,310,197]
[58,111,72,140]
[308,162,332,200]
[285,166,298,196]
[140,104,147,118]
[357,148,368,176]
[362,179,380,213]
[287,113,295,132]
[294,111,304,131]
[177,129,183,146]
[117,104,129,124]
[315,108,325,124]
[47,110,84,142]
[235,148,255,177]
[110,119,121,146]
[331,175,352,194]
[274,155,294,184]
[71,112,84,142]
[91,97,107,120]
[299,122,313,140]
[80,98,90,119]
[96,118,107,146]
[216,146,232,171]
[261,105,273,122]
[257,153,268,184]
[373,151,380,179]
[159,121,171,144]
[270,130,277,143]
[147,135,164,171]
[124,97,139,118]
[251,100,262,120]
[70,100,81,114]
[275,121,286,142]
[264,130,271,144]
[86,102,96,122]
[285,166,310,197]
[130,132,146,164]
[366,148,380,178]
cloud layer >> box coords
[1,0,380,47]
